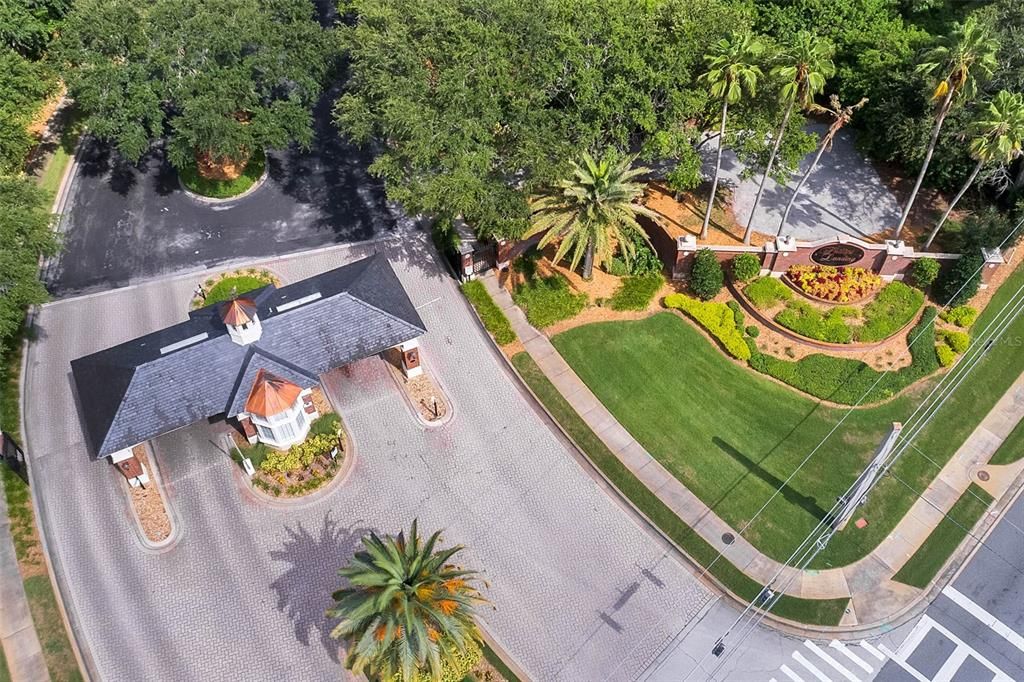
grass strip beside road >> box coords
[481,642,522,682]
[988,418,1024,465]
[892,484,993,589]
[511,351,849,626]
[461,281,516,345]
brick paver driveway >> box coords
[23,235,712,681]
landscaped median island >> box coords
[178,148,267,199]
[192,267,281,309]
[510,352,850,626]
[892,484,993,589]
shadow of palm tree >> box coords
[269,513,373,662]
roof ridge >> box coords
[344,290,427,336]
[223,346,259,416]
[250,347,320,381]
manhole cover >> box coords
[722,533,735,545]
[978,470,990,482]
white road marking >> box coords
[943,585,1024,654]
[932,647,971,682]
[792,650,832,682]
[805,640,860,682]
[858,640,886,661]
[877,644,930,682]
[829,640,873,673]
[780,664,807,682]
[881,615,1014,682]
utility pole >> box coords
[833,422,902,531]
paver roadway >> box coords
[23,233,714,681]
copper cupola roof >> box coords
[244,368,303,418]
[219,297,258,326]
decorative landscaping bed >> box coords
[785,265,881,303]
[178,148,267,199]
[740,277,924,346]
[232,406,347,498]
[192,267,281,309]
[384,348,451,423]
[127,444,172,544]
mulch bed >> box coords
[128,445,172,543]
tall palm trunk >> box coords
[893,88,956,240]
[923,158,984,249]
[701,99,730,240]
[582,239,595,280]
[744,97,796,245]
[778,131,833,236]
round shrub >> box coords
[910,257,940,289]
[746,325,760,338]
[690,248,724,301]
[727,300,745,328]
[732,253,761,283]
[936,343,956,367]
[936,251,983,307]
[744,276,792,309]
[943,330,970,354]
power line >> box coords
[688,250,1024,681]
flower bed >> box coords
[192,267,281,309]
[786,265,881,303]
[236,413,346,498]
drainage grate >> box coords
[978,470,990,482]
[722,532,735,545]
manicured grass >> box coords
[892,484,993,589]
[750,308,940,405]
[23,575,83,682]
[179,149,266,199]
[37,107,84,204]
[989,418,1024,465]
[512,273,586,328]
[511,351,850,626]
[461,280,516,345]
[204,274,273,305]
[608,274,664,311]
[0,641,9,682]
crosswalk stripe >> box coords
[780,663,808,682]
[858,640,886,661]
[943,585,1024,654]
[792,650,832,682]
[829,641,873,673]
[805,640,860,682]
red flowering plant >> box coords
[786,265,882,302]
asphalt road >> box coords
[876,488,1024,681]
[46,89,407,297]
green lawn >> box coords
[204,274,273,306]
[989,417,1024,465]
[481,641,522,682]
[553,256,1024,569]
[511,352,849,625]
[37,107,84,204]
[893,484,993,589]
[0,636,9,682]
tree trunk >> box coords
[893,88,955,240]
[924,159,983,249]
[778,132,833,237]
[744,98,795,245]
[582,239,595,280]
[701,99,729,240]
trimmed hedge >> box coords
[941,305,978,328]
[744,276,792,309]
[461,280,517,345]
[856,282,925,342]
[513,273,587,328]
[665,293,751,360]
[937,344,956,367]
[775,300,856,344]
[690,248,724,300]
[911,257,940,289]
[609,273,664,311]
[749,308,940,404]
[936,251,983,306]
[942,329,970,354]
[727,300,744,329]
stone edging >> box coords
[122,441,181,554]
[728,278,923,352]
[178,158,270,204]
[780,272,879,305]
[385,350,455,429]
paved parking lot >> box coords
[23,235,714,680]
[46,90,408,297]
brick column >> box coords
[397,339,423,378]
[879,240,912,280]
[769,235,797,276]
[673,235,698,280]
[980,248,1006,289]
[496,239,512,271]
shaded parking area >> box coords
[45,89,410,297]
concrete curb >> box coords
[120,441,182,554]
[177,156,270,205]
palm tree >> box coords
[328,521,487,681]
[526,149,660,280]
[743,32,834,245]
[893,17,1000,240]
[777,95,868,236]
[699,32,765,240]
[924,91,1024,249]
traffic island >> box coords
[178,148,268,202]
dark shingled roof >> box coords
[71,255,425,457]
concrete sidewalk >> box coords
[0,473,48,681]
[482,272,1024,626]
